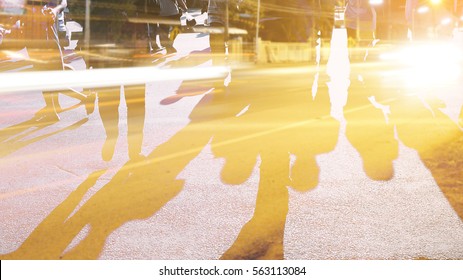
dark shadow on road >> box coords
[0,61,341,259]
[0,169,106,259]
[0,48,233,259]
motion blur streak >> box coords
[0,65,230,94]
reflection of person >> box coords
[202,0,241,88]
[212,66,340,259]
[347,45,463,221]
[344,68,399,180]
[202,0,228,59]
[405,0,418,37]
[89,1,147,162]
[0,63,340,260]
[144,0,163,53]
[390,93,463,221]
[311,0,336,42]
[20,0,68,122]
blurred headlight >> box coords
[380,43,462,89]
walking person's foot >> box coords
[83,90,97,115]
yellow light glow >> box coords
[380,43,462,90]
[441,17,452,25]
[417,6,430,14]
[369,0,384,5]
[430,0,441,4]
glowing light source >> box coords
[369,0,383,5]
[430,0,441,4]
[440,17,452,25]
[380,43,462,89]
[417,6,430,14]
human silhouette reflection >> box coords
[344,64,399,181]
[213,65,340,259]
[0,37,234,259]
[389,90,463,220]
[345,44,463,221]
[0,59,341,260]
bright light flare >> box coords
[0,66,230,94]
[440,17,452,25]
[380,43,462,89]
[430,0,441,4]
[369,0,383,5]
[417,6,430,14]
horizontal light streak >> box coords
[0,65,229,94]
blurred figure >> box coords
[202,0,243,89]
[144,0,164,54]
[212,65,340,259]
[344,70,399,181]
[405,0,418,40]
[202,0,227,60]
[311,0,336,42]
[19,0,68,122]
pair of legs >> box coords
[97,84,146,162]
[147,23,164,53]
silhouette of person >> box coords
[389,88,463,221]
[344,61,399,181]
[210,64,340,259]
[202,0,231,61]
[0,61,341,260]
[311,0,336,43]
[345,35,463,221]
